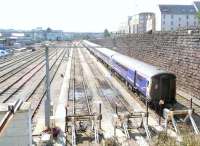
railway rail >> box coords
[27,48,67,119]
[66,47,99,145]
[0,48,43,71]
[80,47,131,114]
[0,50,55,94]
[0,46,69,121]
[80,46,152,140]
[0,49,40,64]
[0,49,63,103]
[0,50,47,83]
[68,48,92,116]
[0,46,68,135]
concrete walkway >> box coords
[54,48,73,146]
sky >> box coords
[0,0,197,32]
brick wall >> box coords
[91,29,200,99]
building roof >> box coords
[194,1,200,11]
[159,4,196,14]
[139,12,155,16]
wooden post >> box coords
[146,100,149,126]
[65,107,68,132]
[99,103,102,129]
[116,105,118,115]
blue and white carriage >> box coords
[83,40,176,106]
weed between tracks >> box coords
[104,137,120,146]
[150,131,200,146]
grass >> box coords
[104,137,120,146]
[150,132,177,146]
[150,131,200,146]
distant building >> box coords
[129,14,139,33]
[159,4,199,31]
[146,14,156,32]
[46,28,64,41]
[194,1,200,11]
[32,28,46,42]
[129,12,156,34]
[118,21,129,34]
[31,27,64,42]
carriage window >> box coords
[137,74,145,82]
[137,76,143,81]
[115,61,128,72]
[100,52,108,60]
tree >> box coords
[104,29,111,38]
[196,11,200,24]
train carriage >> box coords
[94,47,117,67]
[83,40,176,107]
[111,54,176,105]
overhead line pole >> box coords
[45,44,51,128]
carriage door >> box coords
[127,69,135,85]
[160,75,170,102]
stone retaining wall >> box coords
[91,29,200,99]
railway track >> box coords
[0,50,36,64]
[66,47,94,146]
[80,47,131,114]
[0,46,69,135]
[68,47,92,117]
[176,94,200,115]
[0,49,62,103]
[0,48,43,71]
[0,45,68,120]
[80,46,153,142]
[0,50,55,93]
[29,48,67,119]
[0,50,47,83]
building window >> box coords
[186,15,189,19]
[163,21,165,25]
[171,15,174,19]
[178,17,181,21]
[171,21,173,25]
[163,14,166,19]
[171,27,173,31]
[194,21,196,26]
[187,21,189,27]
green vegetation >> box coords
[104,29,111,38]
[150,132,177,146]
[104,137,120,146]
[196,11,200,23]
[150,131,200,146]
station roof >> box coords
[159,4,196,14]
